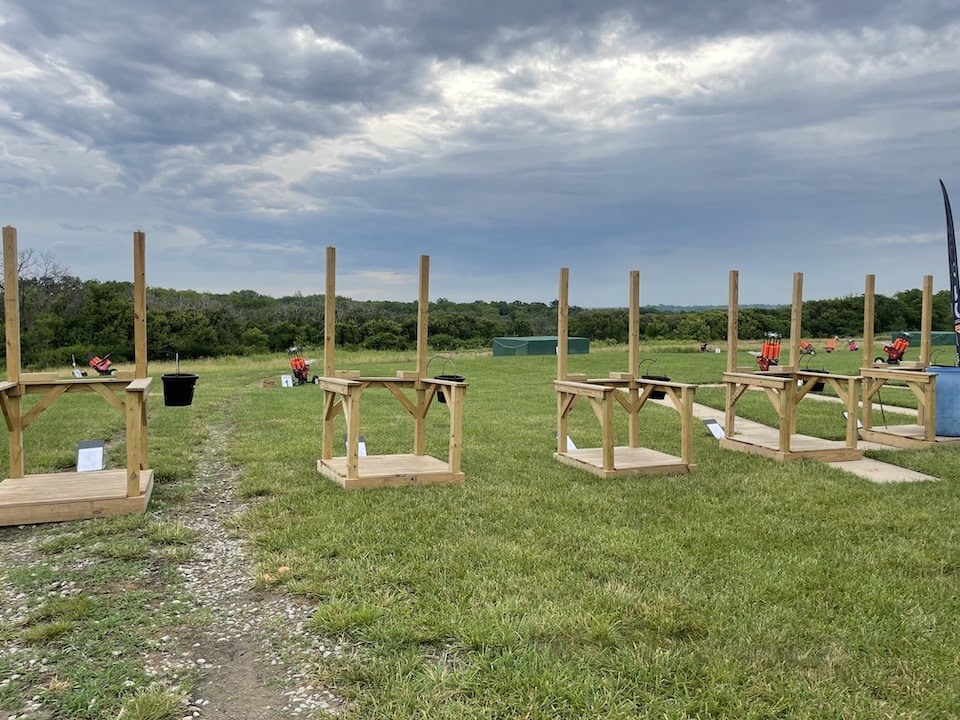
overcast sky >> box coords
[2,1,959,308]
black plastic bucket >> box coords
[161,373,199,407]
[642,374,670,400]
[434,374,465,404]
[806,372,826,393]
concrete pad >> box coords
[651,396,940,483]
[826,457,937,484]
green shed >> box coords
[891,331,958,346]
[492,336,590,357]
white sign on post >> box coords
[344,434,368,456]
[76,440,105,472]
[703,419,725,439]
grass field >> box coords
[3,343,960,719]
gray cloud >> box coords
[1,0,958,307]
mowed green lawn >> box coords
[5,343,960,719]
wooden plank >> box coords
[125,377,153,393]
[720,432,862,462]
[134,231,147,378]
[557,267,569,381]
[554,446,695,479]
[324,246,336,376]
[727,270,738,373]
[20,372,58,382]
[789,271,803,368]
[859,426,960,450]
[318,377,362,393]
[553,380,613,400]
[863,274,875,369]
[4,227,21,385]
[318,454,464,490]
[0,470,154,526]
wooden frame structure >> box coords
[0,227,153,526]
[722,270,862,462]
[553,268,697,478]
[859,274,960,448]
[317,247,467,489]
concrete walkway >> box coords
[654,395,938,484]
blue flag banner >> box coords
[940,179,960,366]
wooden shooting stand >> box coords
[0,227,153,526]
[317,247,467,489]
[722,270,862,462]
[859,274,960,448]
[553,268,697,478]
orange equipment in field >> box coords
[825,337,836,353]
[799,340,816,356]
[86,353,116,376]
[756,332,781,372]
[877,332,910,364]
[288,346,318,385]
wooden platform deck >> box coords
[859,425,960,450]
[317,454,465,490]
[720,427,862,463]
[554,446,697,479]
[0,469,154,526]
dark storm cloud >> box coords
[1,0,959,304]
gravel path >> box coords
[0,422,347,719]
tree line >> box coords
[0,252,953,370]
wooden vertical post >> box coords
[680,385,694,466]
[780,383,794,454]
[726,270,739,374]
[125,386,143,497]
[129,230,148,496]
[414,255,429,456]
[557,268,569,453]
[628,271,639,375]
[920,274,933,368]
[628,270,640,448]
[862,274,876,431]
[557,267,569,381]
[324,247,336,377]
[416,255,429,377]
[844,376,859,448]
[133,231,147,379]
[788,272,803,372]
[3,226,24,478]
[344,391,361,480]
[724,270,739,438]
[322,247,336,461]
[863,274,875,370]
[447,386,464,474]
[601,393,615,471]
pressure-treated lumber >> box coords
[317,247,467,489]
[0,228,153,526]
[722,270,863,462]
[859,274,960,448]
[553,268,697,478]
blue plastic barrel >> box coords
[926,365,960,437]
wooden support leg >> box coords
[924,376,937,441]
[627,385,639,448]
[680,386,694,466]
[414,387,426,456]
[447,386,464,474]
[7,396,23,479]
[125,391,143,497]
[322,391,339,460]
[601,393,615,471]
[844,377,859,448]
[343,391,361,480]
